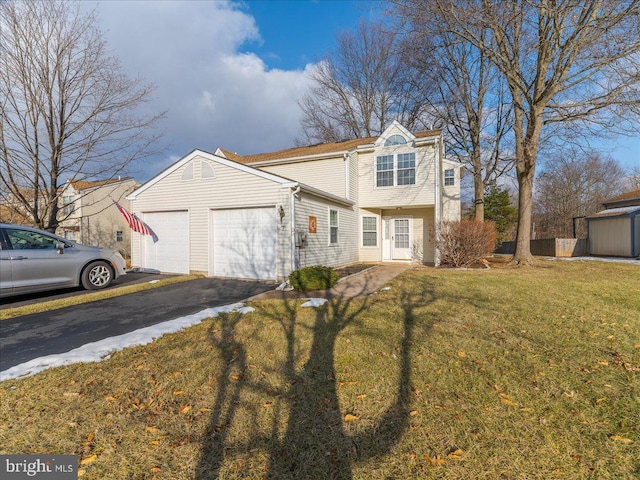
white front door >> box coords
[383,217,413,261]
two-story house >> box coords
[127,122,462,280]
[58,177,139,257]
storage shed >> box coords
[586,189,640,258]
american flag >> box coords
[113,200,158,243]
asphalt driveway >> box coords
[0,277,274,372]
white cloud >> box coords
[89,0,314,180]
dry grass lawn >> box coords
[1,260,638,479]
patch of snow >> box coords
[381,287,392,291]
[301,298,328,308]
[0,302,249,382]
[148,279,160,284]
[236,306,255,314]
[546,256,640,265]
[276,281,293,291]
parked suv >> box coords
[0,223,126,298]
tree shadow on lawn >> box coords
[195,275,438,479]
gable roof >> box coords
[127,149,353,207]
[216,128,441,165]
[70,178,134,191]
[603,188,640,207]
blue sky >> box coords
[89,0,638,181]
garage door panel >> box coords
[143,211,189,274]
[214,208,276,280]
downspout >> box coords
[434,136,442,266]
[290,185,301,274]
[343,153,349,199]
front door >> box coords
[382,217,413,260]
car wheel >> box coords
[81,261,113,290]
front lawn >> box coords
[1,261,638,479]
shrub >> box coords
[431,219,497,267]
[289,265,339,291]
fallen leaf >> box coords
[344,414,359,422]
[457,350,467,357]
[179,405,192,414]
[77,469,86,477]
[80,454,97,466]
[105,396,117,402]
[170,371,182,378]
[173,391,185,396]
[146,426,160,433]
[448,449,464,459]
[499,393,511,399]
[501,399,517,406]
[426,454,446,466]
[356,394,367,399]
[610,435,633,444]
[409,410,419,416]
[150,467,161,473]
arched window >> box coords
[202,161,215,179]
[384,134,407,147]
[181,163,194,181]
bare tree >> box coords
[0,0,163,231]
[297,19,428,144]
[424,0,640,265]
[534,151,626,238]
[396,4,514,221]
[628,165,640,190]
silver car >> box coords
[0,223,126,298]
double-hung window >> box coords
[444,168,455,186]
[376,155,394,187]
[362,216,377,247]
[329,209,339,245]
[375,152,416,187]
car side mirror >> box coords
[56,242,65,254]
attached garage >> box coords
[212,207,277,280]
[143,211,189,274]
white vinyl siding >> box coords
[293,192,357,269]
[360,145,437,208]
[130,154,292,278]
[260,156,347,198]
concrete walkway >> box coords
[250,263,413,301]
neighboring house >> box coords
[58,178,139,257]
[127,121,462,280]
[586,188,640,258]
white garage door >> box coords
[143,211,189,274]
[214,207,277,280]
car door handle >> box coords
[6,256,28,260]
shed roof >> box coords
[586,205,640,219]
[603,188,640,207]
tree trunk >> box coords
[474,173,485,222]
[510,128,540,265]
